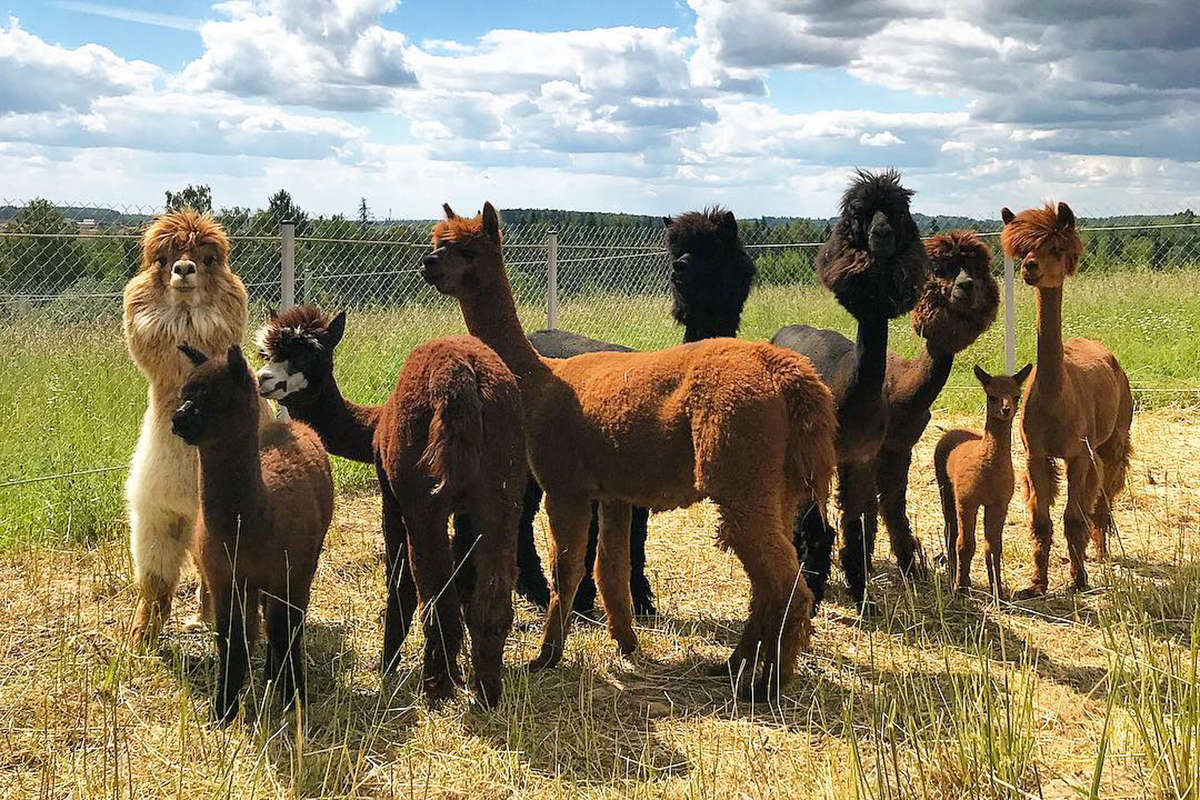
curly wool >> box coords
[910,231,1000,354]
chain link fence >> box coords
[1,198,1199,541]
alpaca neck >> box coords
[981,416,1014,461]
[905,343,956,412]
[1034,286,1066,396]
[289,377,380,464]
[848,314,890,402]
[197,421,265,541]
[458,269,550,383]
[682,311,741,343]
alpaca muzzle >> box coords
[868,211,896,261]
[171,400,201,443]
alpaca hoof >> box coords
[953,583,971,597]
[633,597,657,619]
[1012,585,1046,601]
[738,672,783,704]
[615,633,638,658]
[472,677,503,709]
[1068,577,1090,594]
[423,678,458,708]
[527,645,562,672]
[898,549,929,581]
[517,580,551,611]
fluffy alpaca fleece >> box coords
[934,364,1031,595]
[875,230,1000,576]
[1001,202,1133,598]
[172,344,333,723]
[123,209,265,646]
[256,306,525,707]
[422,203,837,699]
[771,170,929,613]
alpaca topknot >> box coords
[140,208,230,272]
[999,203,1083,275]
[910,230,999,353]
[257,304,330,358]
[839,168,913,218]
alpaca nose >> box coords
[422,253,439,269]
[673,253,692,269]
[173,260,196,277]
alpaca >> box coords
[123,209,266,646]
[934,363,1032,595]
[422,203,836,698]
[516,206,756,616]
[771,170,928,612]
[172,344,333,722]
[1001,203,1133,598]
[256,307,525,706]
[876,231,1001,576]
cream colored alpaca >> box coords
[124,209,264,646]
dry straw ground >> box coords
[1,407,1198,799]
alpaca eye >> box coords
[204,255,215,267]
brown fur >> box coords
[255,307,525,707]
[934,365,1031,596]
[423,203,838,700]
[1000,202,1133,597]
[123,209,260,646]
[171,345,333,723]
[875,231,1001,576]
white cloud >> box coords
[0,17,160,113]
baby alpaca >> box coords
[172,344,333,723]
[934,364,1032,596]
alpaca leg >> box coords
[595,500,637,657]
[213,582,259,724]
[982,503,1007,599]
[794,503,836,614]
[877,448,926,579]
[379,479,417,673]
[573,502,601,614]
[451,513,479,621]
[263,591,307,709]
[464,504,517,708]
[1090,429,1129,559]
[1015,458,1056,600]
[954,504,978,594]
[719,499,811,701]
[515,476,551,609]
[403,508,464,705]
[184,558,214,631]
[1063,456,1099,593]
[529,492,591,672]
[628,506,656,617]
[129,508,192,647]
[838,463,877,611]
[939,478,959,586]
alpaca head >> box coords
[665,207,757,338]
[171,344,259,446]
[910,230,1000,354]
[140,209,232,307]
[816,169,928,320]
[974,363,1032,423]
[254,305,346,405]
[422,202,504,299]
[999,202,1083,289]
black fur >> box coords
[666,207,756,342]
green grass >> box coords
[1,267,1198,548]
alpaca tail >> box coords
[422,360,484,500]
[780,360,838,515]
[933,434,959,573]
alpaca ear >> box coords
[442,203,457,220]
[325,310,347,349]
[226,345,250,382]
[973,364,992,386]
[178,343,208,366]
[662,216,673,228]
[1014,362,1033,385]
[1056,202,1075,229]
[722,210,738,235]
[267,308,279,321]
[1000,207,1015,226]
[482,202,501,241]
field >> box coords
[0,268,1199,797]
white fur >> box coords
[256,360,308,400]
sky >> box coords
[0,0,1197,219]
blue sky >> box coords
[0,0,1195,218]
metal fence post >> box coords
[546,228,559,329]
[1003,253,1016,373]
[280,219,296,310]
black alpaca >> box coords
[517,207,756,614]
[772,170,928,612]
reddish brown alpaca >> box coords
[422,203,837,699]
[935,364,1031,595]
[1001,203,1133,598]
[256,307,525,706]
[171,344,333,723]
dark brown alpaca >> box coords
[1001,202,1133,598]
[772,170,928,613]
[256,307,525,706]
[934,363,1032,596]
[422,203,836,699]
[516,206,756,616]
[171,344,333,723]
[876,230,1000,576]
